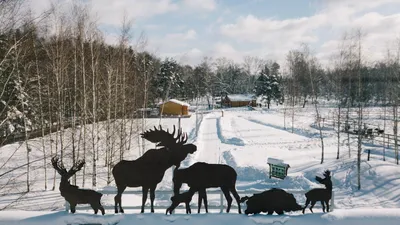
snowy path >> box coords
[194,112,223,164]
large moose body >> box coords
[112,125,197,213]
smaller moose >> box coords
[51,156,105,215]
[173,162,242,214]
[302,170,332,214]
[165,189,196,215]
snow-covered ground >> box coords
[1,104,400,224]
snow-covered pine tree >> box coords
[254,65,283,108]
[152,57,182,101]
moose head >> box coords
[140,125,197,168]
[51,156,85,191]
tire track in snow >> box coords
[216,117,245,146]
[238,115,323,138]
[229,115,319,149]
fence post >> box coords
[196,111,198,134]
[219,192,223,213]
[178,116,181,129]
[65,200,70,212]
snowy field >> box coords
[1,104,400,224]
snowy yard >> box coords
[1,105,400,224]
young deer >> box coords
[302,170,332,214]
[51,156,105,215]
[165,188,196,215]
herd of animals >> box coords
[51,125,333,216]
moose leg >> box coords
[197,190,203,213]
[115,185,126,213]
[201,189,209,213]
[70,203,77,214]
[150,185,157,213]
[230,187,242,214]
[141,186,149,213]
[309,201,316,213]
[221,187,232,213]
[321,201,325,213]
[302,199,310,214]
[185,202,191,214]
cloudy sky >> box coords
[29,0,400,67]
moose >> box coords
[112,125,197,213]
[303,170,332,214]
[240,188,302,215]
[173,162,242,214]
[51,156,105,215]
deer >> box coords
[112,125,197,213]
[51,156,105,215]
[302,170,332,214]
[165,188,197,215]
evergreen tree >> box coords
[254,65,283,109]
[151,57,183,101]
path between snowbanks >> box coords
[1,209,400,225]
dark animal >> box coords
[173,162,242,214]
[165,188,196,215]
[51,156,105,215]
[240,188,302,215]
[302,170,332,214]
[365,128,373,138]
[375,128,384,135]
[112,125,197,213]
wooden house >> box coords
[221,94,256,107]
[158,99,190,116]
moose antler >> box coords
[67,159,85,177]
[51,156,67,176]
[140,125,187,147]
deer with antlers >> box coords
[112,125,197,214]
[51,156,105,215]
[302,170,332,214]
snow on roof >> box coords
[267,158,289,167]
[159,99,190,106]
[227,94,255,101]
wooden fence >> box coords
[66,188,335,213]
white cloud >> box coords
[26,0,193,26]
[210,43,244,62]
[88,0,179,26]
[180,48,204,65]
[220,14,324,44]
[165,29,197,41]
[217,0,400,67]
[146,29,198,57]
[182,0,217,11]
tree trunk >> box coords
[33,38,47,190]
[337,106,341,159]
